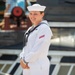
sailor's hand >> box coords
[20,59,30,69]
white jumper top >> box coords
[20,20,53,75]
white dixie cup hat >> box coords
[27,4,46,11]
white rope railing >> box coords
[0,49,75,75]
[48,50,75,75]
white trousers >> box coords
[23,57,50,75]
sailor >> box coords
[0,0,17,27]
[16,0,26,11]
[20,4,53,75]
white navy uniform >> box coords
[20,20,53,75]
[16,0,25,11]
[6,0,17,13]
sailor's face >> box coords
[29,11,44,25]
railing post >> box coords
[50,55,63,75]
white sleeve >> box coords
[19,27,32,59]
[19,47,25,59]
[25,26,52,62]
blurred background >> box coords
[0,0,75,75]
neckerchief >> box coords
[23,22,47,47]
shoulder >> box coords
[38,23,50,31]
[38,23,53,36]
